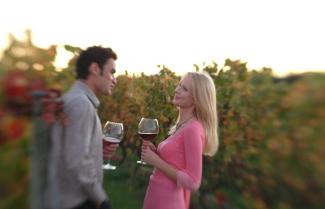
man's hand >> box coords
[103,143,119,160]
[97,200,112,209]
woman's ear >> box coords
[89,62,100,75]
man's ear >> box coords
[89,63,100,75]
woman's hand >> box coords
[142,140,157,152]
[141,142,178,182]
[141,146,160,166]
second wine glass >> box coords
[137,117,159,165]
[102,121,124,170]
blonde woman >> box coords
[141,72,219,209]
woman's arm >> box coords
[141,148,178,181]
[176,124,204,190]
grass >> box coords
[103,158,151,209]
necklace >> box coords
[176,116,194,130]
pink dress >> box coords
[142,120,205,209]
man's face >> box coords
[95,58,117,96]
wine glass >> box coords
[137,117,159,165]
[102,121,124,170]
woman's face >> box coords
[172,75,194,108]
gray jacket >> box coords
[48,81,106,209]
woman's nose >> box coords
[175,85,181,93]
[113,77,117,85]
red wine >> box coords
[138,133,157,141]
[103,136,121,146]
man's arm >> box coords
[63,97,106,204]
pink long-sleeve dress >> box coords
[142,119,205,209]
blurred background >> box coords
[1,0,325,209]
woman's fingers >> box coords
[141,147,150,161]
[142,141,156,151]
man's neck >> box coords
[79,79,97,95]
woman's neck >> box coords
[179,107,195,123]
[175,108,195,131]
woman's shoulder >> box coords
[182,119,205,144]
[184,119,204,133]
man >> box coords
[50,46,119,209]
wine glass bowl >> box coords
[137,117,159,164]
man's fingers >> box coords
[104,144,119,151]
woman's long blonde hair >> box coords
[170,72,219,156]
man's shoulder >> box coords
[63,88,88,102]
[62,89,92,109]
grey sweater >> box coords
[48,81,106,209]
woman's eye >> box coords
[182,85,188,91]
[177,83,188,91]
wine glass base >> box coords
[136,160,147,165]
[102,163,117,170]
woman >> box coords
[141,71,219,209]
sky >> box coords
[0,0,324,76]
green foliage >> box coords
[0,139,29,209]
[1,32,324,209]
